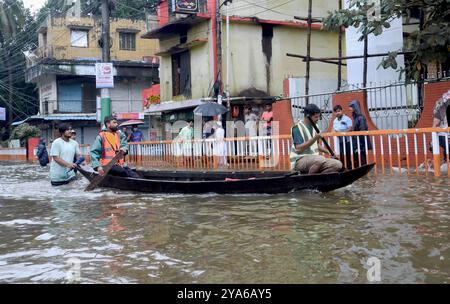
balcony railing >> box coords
[35,45,53,59]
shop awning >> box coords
[11,114,98,126]
[141,15,210,39]
[156,38,208,56]
[144,99,207,114]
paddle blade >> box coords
[84,150,125,192]
[84,175,105,191]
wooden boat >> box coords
[77,163,375,194]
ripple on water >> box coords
[0,162,449,283]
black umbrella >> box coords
[193,102,228,116]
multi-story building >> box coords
[142,0,344,140]
[23,7,160,144]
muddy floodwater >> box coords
[0,162,449,283]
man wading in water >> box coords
[49,124,82,186]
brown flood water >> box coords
[0,162,449,283]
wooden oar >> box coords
[84,150,125,191]
[306,116,336,157]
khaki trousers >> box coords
[294,155,342,174]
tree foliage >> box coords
[323,0,450,81]
[33,0,159,20]
[110,0,159,20]
[10,123,41,146]
[0,0,38,136]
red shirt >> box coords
[261,111,273,127]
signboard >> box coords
[95,63,114,89]
[116,113,145,120]
[40,84,53,99]
[9,139,20,148]
[0,107,5,121]
[143,84,161,111]
[174,0,199,13]
[96,96,101,122]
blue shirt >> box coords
[130,131,143,142]
[333,115,353,132]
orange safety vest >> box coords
[99,131,124,167]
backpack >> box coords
[37,145,49,166]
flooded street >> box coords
[0,161,449,283]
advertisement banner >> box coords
[116,113,145,120]
[96,96,101,122]
[95,63,114,89]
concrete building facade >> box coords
[142,0,345,140]
[24,12,160,144]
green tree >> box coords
[0,0,38,136]
[9,123,41,146]
[323,0,450,81]
[110,0,159,20]
[73,0,159,19]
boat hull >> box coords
[78,164,375,194]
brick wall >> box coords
[273,99,294,136]
[330,91,378,132]
[0,148,27,161]
[273,99,294,169]
[416,81,450,128]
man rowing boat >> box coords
[290,104,342,174]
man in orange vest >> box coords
[90,116,138,177]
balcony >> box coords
[142,0,210,39]
[24,46,54,68]
[34,45,54,59]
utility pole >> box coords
[363,35,368,88]
[216,0,222,102]
[7,48,13,134]
[305,0,312,105]
[337,0,343,91]
[100,0,111,124]
[225,3,230,99]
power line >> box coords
[0,81,39,108]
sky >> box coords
[23,0,47,13]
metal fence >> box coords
[347,81,422,130]
[128,136,293,171]
[126,128,449,177]
[290,72,450,131]
[290,92,334,130]
[5,128,447,177]
[290,80,423,131]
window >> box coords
[172,51,191,97]
[42,32,47,47]
[120,32,136,51]
[71,30,88,48]
[180,28,188,44]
